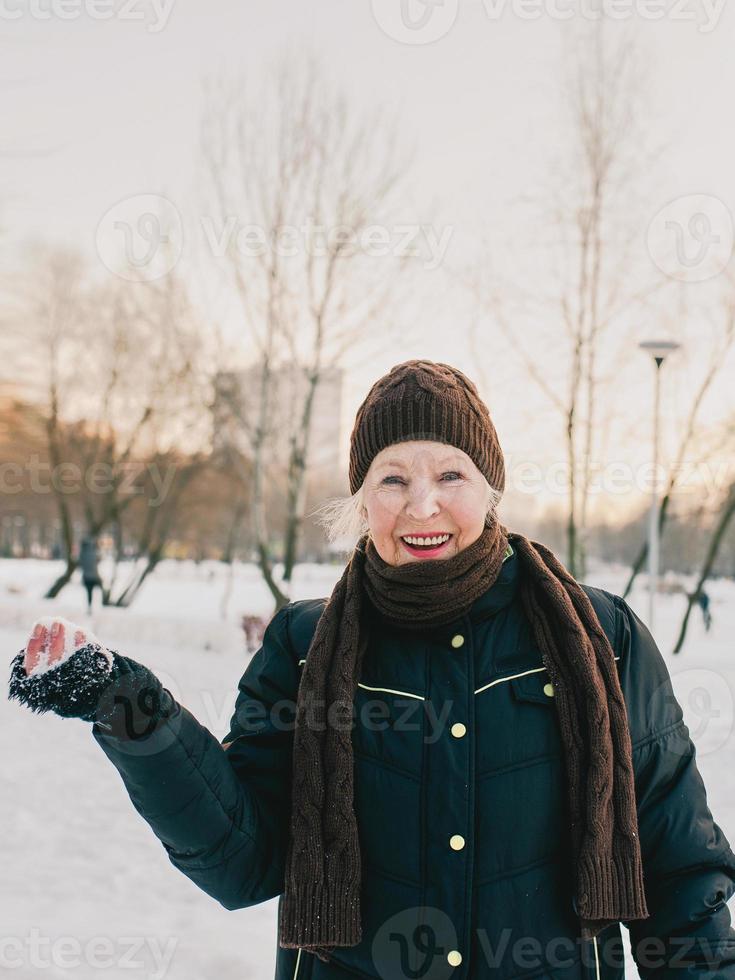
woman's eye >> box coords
[381,472,462,485]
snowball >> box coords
[24,615,113,677]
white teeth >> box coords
[402,534,451,547]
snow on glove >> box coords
[8,616,178,736]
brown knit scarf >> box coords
[278,519,649,962]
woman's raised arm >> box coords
[7,607,298,911]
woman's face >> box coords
[362,440,490,566]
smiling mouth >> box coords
[400,533,453,556]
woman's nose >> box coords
[405,486,441,522]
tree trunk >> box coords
[622,491,671,599]
[44,560,78,598]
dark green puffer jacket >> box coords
[79,548,735,979]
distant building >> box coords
[212,363,343,475]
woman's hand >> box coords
[22,617,113,677]
[9,615,118,722]
[9,616,177,735]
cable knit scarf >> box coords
[278,520,649,962]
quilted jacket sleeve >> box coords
[91,604,298,911]
[614,595,735,978]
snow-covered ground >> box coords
[1,557,733,979]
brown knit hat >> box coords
[348,359,506,496]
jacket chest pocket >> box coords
[506,655,619,762]
[508,666,565,761]
[352,682,427,778]
[475,662,562,775]
[510,667,556,704]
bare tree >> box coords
[109,449,208,607]
[7,245,92,594]
[93,267,212,604]
[623,283,735,598]
[9,242,209,601]
[200,51,413,609]
[466,24,665,578]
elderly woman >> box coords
[9,360,735,980]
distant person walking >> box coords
[79,536,102,614]
[697,587,713,632]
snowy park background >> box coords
[3,0,735,976]
[2,556,734,979]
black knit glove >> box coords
[8,617,178,738]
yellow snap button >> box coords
[450,634,464,648]
[447,950,462,966]
[543,682,555,697]
[451,723,466,738]
[450,834,465,850]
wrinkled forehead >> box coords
[369,441,473,472]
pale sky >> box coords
[2,0,734,526]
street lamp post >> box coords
[638,339,681,634]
